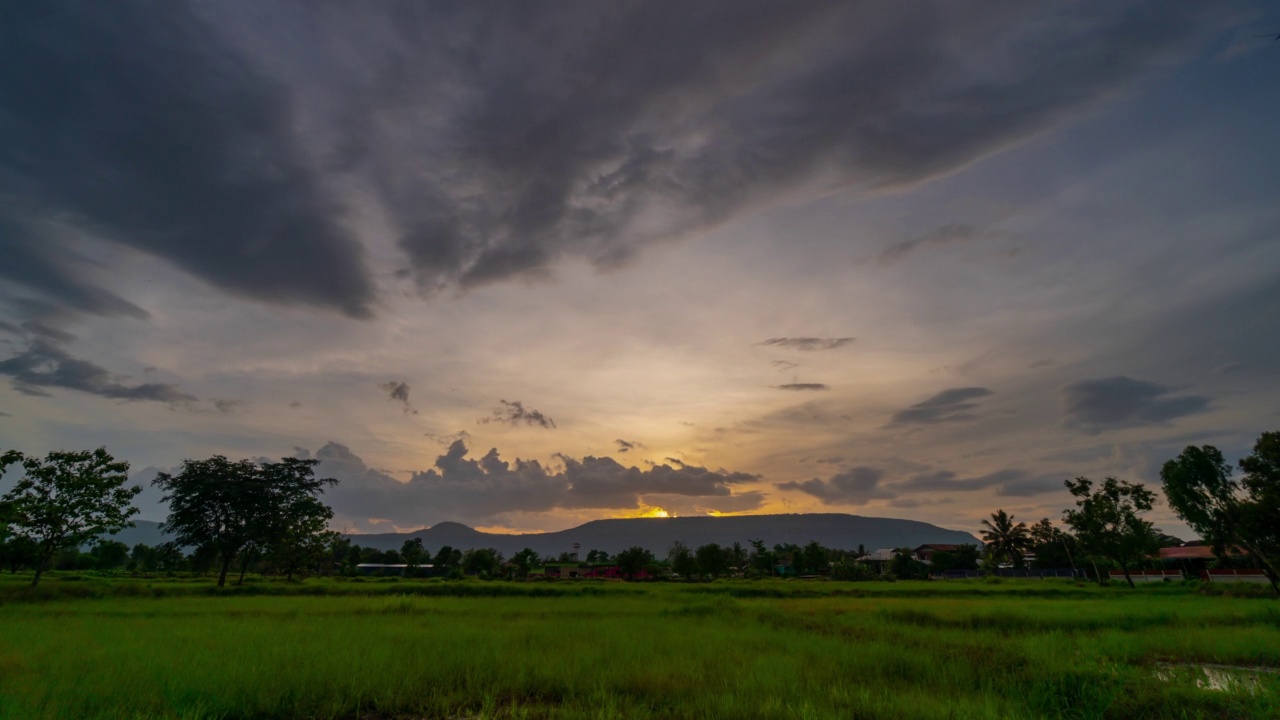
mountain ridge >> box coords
[346,513,980,556]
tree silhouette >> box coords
[1063,477,1160,588]
[980,509,1031,568]
[1,448,140,587]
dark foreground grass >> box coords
[0,578,1276,719]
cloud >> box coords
[777,466,887,505]
[0,411,10,418]
[318,440,760,528]
[888,387,994,426]
[771,360,799,371]
[615,439,644,453]
[0,2,374,320]
[378,381,416,414]
[1060,376,1211,433]
[759,338,854,352]
[0,2,1229,325]
[775,383,829,391]
[212,399,244,414]
[480,400,556,429]
[0,339,195,405]
[424,430,472,446]
[893,468,1049,496]
[877,223,979,265]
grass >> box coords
[0,575,1276,719]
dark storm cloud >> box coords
[615,439,644,453]
[0,339,195,405]
[212,399,244,414]
[1060,376,1211,433]
[480,400,556,429]
[317,440,759,527]
[760,338,854,352]
[0,2,373,320]
[20,322,76,345]
[776,383,829,391]
[877,223,979,265]
[378,379,409,407]
[888,387,994,426]
[895,468,1033,494]
[777,466,887,505]
[0,2,1228,320]
[308,1,1223,292]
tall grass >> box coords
[0,580,1276,719]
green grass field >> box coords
[0,575,1276,719]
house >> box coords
[913,544,961,563]
[355,563,435,577]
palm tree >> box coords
[981,509,1031,568]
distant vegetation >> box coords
[1,432,1277,592]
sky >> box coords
[2,1,1279,539]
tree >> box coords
[257,458,336,581]
[695,543,730,579]
[1,448,141,587]
[748,539,774,576]
[510,547,541,578]
[889,548,927,580]
[616,546,654,579]
[153,456,260,587]
[401,538,427,573]
[800,540,829,575]
[1238,432,1280,589]
[91,539,130,570]
[1165,436,1280,591]
[1028,518,1078,572]
[980,510,1031,568]
[667,541,696,580]
[433,545,462,571]
[585,548,610,563]
[930,544,980,573]
[462,548,502,577]
[1160,445,1238,555]
[153,455,336,587]
[1062,477,1161,588]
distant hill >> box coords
[98,520,172,548]
[347,514,979,556]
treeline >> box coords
[1,432,1277,590]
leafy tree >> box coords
[1238,432,1280,588]
[615,546,654,579]
[800,540,829,575]
[1028,518,1078,572]
[930,544,980,573]
[585,548,610,563]
[257,458,336,581]
[668,541,696,580]
[462,548,502,577]
[889,548,927,580]
[980,510,1031,568]
[1162,438,1279,590]
[1160,445,1238,555]
[748,539,774,576]
[153,456,259,587]
[1062,477,1161,588]
[1,448,141,587]
[695,543,730,579]
[433,545,462,571]
[510,547,541,578]
[401,538,427,572]
[154,455,335,586]
[91,539,130,570]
